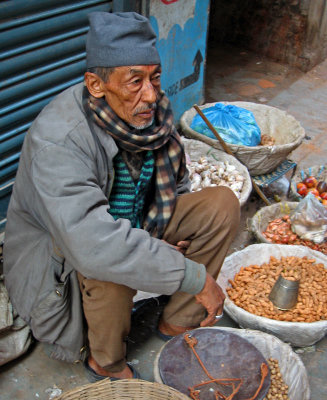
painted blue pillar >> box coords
[149,0,210,123]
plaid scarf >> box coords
[82,86,186,238]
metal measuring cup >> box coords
[269,274,300,310]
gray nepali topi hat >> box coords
[86,11,161,68]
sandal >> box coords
[155,329,174,342]
[84,360,140,383]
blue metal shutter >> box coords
[0,0,115,231]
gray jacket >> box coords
[3,83,206,362]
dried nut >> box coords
[226,256,327,323]
[263,359,289,400]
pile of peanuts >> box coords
[263,358,289,400]
[226,256,327,322]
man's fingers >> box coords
[216,304,224,315]
[195,274,226,327]
[161,239,191,254]
[176,240,190,248]
[200,313,217,327]
[199,315,213,327]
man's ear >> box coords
[84,72,105,98]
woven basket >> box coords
[289,164,327,201]
[57,378,190,400]
[249,201,299,243]
[180,102,305,176]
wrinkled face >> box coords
[102,64,161,129]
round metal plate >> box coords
[158,328,270,400]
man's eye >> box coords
[131,79,141,85]
[152,74,161,83]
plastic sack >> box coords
[190,103,261,146]
[0,275,32,366]
[290,193,327,244]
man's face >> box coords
[101,64,161,129]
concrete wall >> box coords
[209,0,327,71]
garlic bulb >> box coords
[187,157,245,199]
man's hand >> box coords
[195,273,225,327]
[162,239,191,255]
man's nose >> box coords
[141,81,157,104]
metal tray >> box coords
[158,328,270,400]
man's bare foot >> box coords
[158,319,197,337]
[88,355,133,379]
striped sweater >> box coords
[109,150,154,228]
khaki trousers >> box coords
[78,186,240,371]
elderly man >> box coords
[3,12,239,381]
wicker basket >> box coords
[249,201,299,243]
[57,378,190,400]
[289,164,327,201]
[180,102,305,176]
